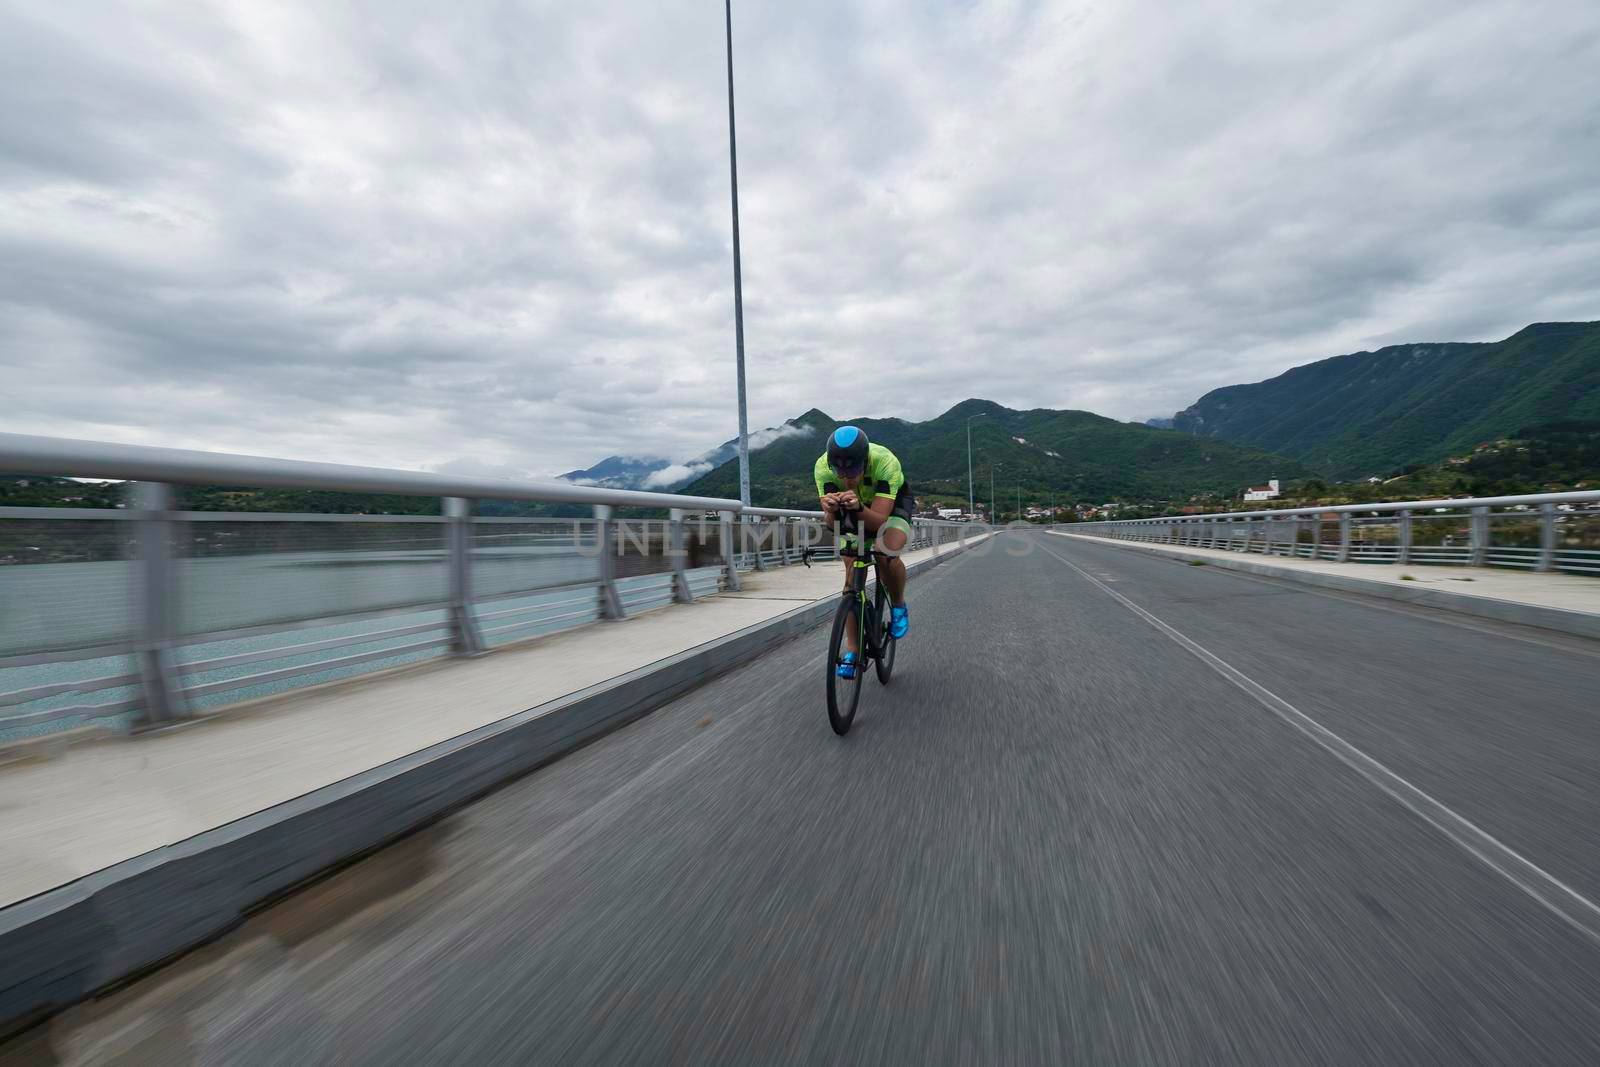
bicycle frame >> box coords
[842,513,882,660]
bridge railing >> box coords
[1063,491,1600,576]
[0,433,984,742]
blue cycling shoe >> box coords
[890,604,909,639]
[836,651,859,679]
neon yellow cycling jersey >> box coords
[813,442,905,505]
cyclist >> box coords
[815,426,913,678]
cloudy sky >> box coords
[3,1,1599,477]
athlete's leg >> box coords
[876,517,912,639]
[877,526,908,605]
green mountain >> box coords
[1356,419,1600,500]
[1172,321,1600,479]
[681,400,1312,512]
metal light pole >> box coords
[990,463,998,523]
[724,0,751,507]
[966,413,986,519]
[1017,482,1022,522]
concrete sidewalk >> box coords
[1051,531,1600,639]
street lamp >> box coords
[991,462,999,524]
[966,412,987,520]
[723,0,751,507]
[1017,482,1022,523]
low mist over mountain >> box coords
[560,423,811,491]
[1169,321,1600,478]
[680,400,1308,509]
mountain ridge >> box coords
[1170,321,1600,477]
[680,400,1309,510]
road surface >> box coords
[10,531,1600,1065]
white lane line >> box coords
[1035,535,1600,946]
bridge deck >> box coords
[13,531,1600,1064]
[0,540,966,911]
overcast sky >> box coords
[3,1,1599,477]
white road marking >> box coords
[1035,536,1600,946]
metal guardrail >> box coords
[1064,490,1600,577]
[0,432,986,741]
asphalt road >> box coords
[11,530,1600,1065]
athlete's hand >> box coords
[837,490,861,511]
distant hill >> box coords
[559,455,672,490]
[1171,321,1600,478]
[681,400,1311,511]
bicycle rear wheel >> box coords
[826,596,864,735]
[873,581,896,685]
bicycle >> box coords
[825,514,898,735]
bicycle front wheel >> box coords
[826,596,864,735]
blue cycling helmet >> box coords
[827,425,869,475]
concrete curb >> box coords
[1051,533,1600,641]
[0,533,995,1036]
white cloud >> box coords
[2,0,1598,474]
[744,423,809,452]
[642,462,711,489]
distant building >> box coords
[936,507,963,520]
[1242,478,1280,502]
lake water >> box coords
[0,544,726,742]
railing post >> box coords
[1310,515,1321,559]
[1337,513,1351,562]
[1537,501,1557,573]
[444,497,485,655]
[1397,509,1412,565]
[751,517,769,570]
[1469,506,1489,567]
[593,505,624,620]
[720,510,742,591]
[668,509,695,603]
[130,481,188,728]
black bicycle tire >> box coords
[873,580,896,685]
[826,595,864,735]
